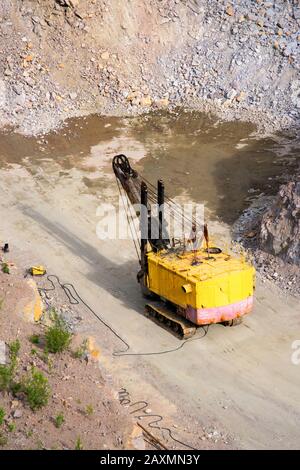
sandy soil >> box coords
[0,255,135,450]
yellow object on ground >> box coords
[87,336,101,361]
[30,265,46,276]
[23,279,44,322]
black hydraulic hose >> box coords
[38,274,210,450]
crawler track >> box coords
[145,303,196,339]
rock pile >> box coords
[0,0,299,135]
[260,180,300,265]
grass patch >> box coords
[8,422,16,433]
[25,429,33,438]
[85,404,94,417]
[0,340,20,391]
[0,408,5,426]
[29,334,40,345]
[0,433,7,446]
[72,339,88,359]
[45,311,72,353]
[54,413,65,429]
[1,263,10,274]
[9,340,20,363]
[10,381,22,395]
[75,436,83,450]
[23,368,50,411]
[0,365,13,391]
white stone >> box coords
[0,341,6,365]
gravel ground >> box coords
[0,0,299,136]
[233,190,300,298]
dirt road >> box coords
[0,129,299,449]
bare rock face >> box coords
[260,181,300,265]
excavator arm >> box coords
[112,154,169,253]
[112,154,143,209]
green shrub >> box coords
[25,429,33,438]
[45,314,72,353]
[29,335,40,345]
[0,339,20,391]
[0,408,5,426]
[8,422,15,433]
[86,404,94,416]
[9,340,20,364]
[54,413,65,428]
[0,365,13,391]
[10,381,22,395]
[1,263,9,274]
[23,368,50,411]
[72,339,88,359]
[0,433,7,446]
[75,436,83,450]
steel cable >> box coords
[116,178,141,262]
[38,275,209,358]
[38,274,209,450]
[118,388,197,450]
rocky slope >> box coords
[260,180,300,265]
[0,249,139,450]
[233,176,300,295]
[0,0,299,135]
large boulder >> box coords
[260,181,300,265]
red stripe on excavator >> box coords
[185,296,253,325]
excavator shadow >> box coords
[19,205,148,315]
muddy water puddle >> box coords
[0,111,299,224]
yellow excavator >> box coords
[113,154,255,339]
